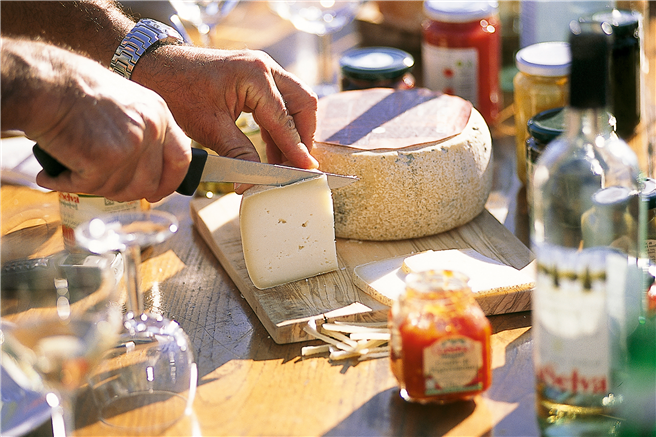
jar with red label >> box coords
[422,1,501,125]
[389,269,492,403]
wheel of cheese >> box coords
[311,88,493,241]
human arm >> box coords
[1,1,320,194]
[1,37,191,202]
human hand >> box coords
[5,40,191,202]
[132,46,319,194]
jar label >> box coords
[423,335,483,395]
[647,239,656,263]
[422,44,478,106]
[59,192,141,248]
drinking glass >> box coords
[75,211,197,433]
[269,0,365,96]
[1,227,123,437]
[169,0,240,46]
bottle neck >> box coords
[565,106,614,141]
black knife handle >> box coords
[177,147,208,196]
[33,144,67,177]
[32,143,208,196]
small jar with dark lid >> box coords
[582,185,637,251]
[339,47,415,91]
[526,107,565,189]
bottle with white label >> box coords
[59,193,145,250]
[530,24,645,435]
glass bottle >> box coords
[618,266,656,436]
[592,9,642,139]
[531,25,645,435]
[389,269,492,404]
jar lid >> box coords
[339,47,414,80]
[424,1,498,23]
[527,107,565,144]
[516,42,571,77]
[591,9,640,38]
[591,186,632,208]
[642,178,656,209]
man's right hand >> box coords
[1,37,191,203]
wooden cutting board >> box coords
[190,193,535,344]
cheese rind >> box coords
[239,175,338,290]
[312,89,493,241]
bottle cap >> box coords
[592,186,632,209]
[424,1,498,23]
[339,47,414,81]
[642,178,656,209]
[568,22,611,109]
[516,42,571,77]
[592,9,640,40]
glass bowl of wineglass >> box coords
[269,0,366,96]
[169,0,240,46]
[1,221,123,437]
[75,210,197,434]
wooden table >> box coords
[9,1,655,436]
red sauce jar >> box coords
[422,1,501,125]
[390,269,492,403]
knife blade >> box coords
[33,144,357,196]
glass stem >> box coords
[50,392,74,437]
[318,33,334,86]
[124,245,143,316]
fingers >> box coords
[35,85,191,202]
[253,71,319,169]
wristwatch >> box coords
[110,18,183,80]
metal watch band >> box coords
[110,18,183,80]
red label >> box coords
[536,365,608,394]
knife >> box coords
[33,144,357,196]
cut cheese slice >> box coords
[312,88,493,241]
[239,174,338,289]
[352,249,535,314]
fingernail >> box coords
[309,155,319,169]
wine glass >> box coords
[269,0,365,96]
[75,211,197,433]
[1,231,123,437]
[169,0,240,46]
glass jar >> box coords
[513,42,570,185]
[526,107,565,195]
[339,46,415,91]
[422,1,501,125]
[389,269,492,404]
[581,186,638,251]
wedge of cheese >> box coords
[239,174,338,289]
[312,88,492,241]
